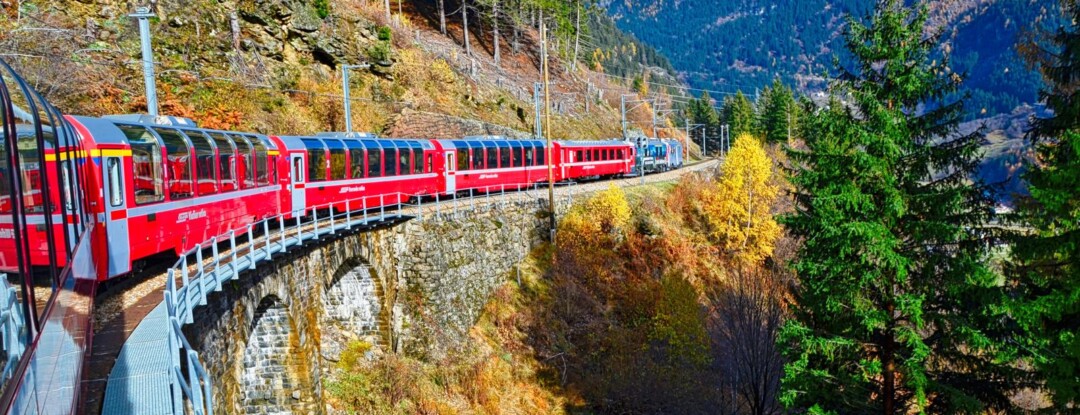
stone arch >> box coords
[241,295,296,415]
[321,259,387,358]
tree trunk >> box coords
[493,0,500,66]
[463,0,471,56]
[438,0,446,34]
[572,0,581,71]
[384,0,391,23]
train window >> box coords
[427,153,433,173]
[206,133,236,191]
[472,147,483,169]
[233,135,256,187]
[301,139,326,182]
[292,157,303,182]
[250,136,272,186]
[349,149,364,178]
[511,144,523,167]
[398,148,409,176]
[325,140,346,181]
[154,128,193,200]
[524,147,534,166]
[118,125,165,205]
[107,158,123,207]
[500,146,511,168]
[367,149,382,178]
[575,150,582,162]
[413,149,423,174]
[384,147,397,176]
[189,132,217,195]
[486,147,498,169]
[536,146,545,165]
[618,149,624,159]
[456,149,468,171]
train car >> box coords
[436,137,550,194]
[636,138,671,174]
[556,140,636,181]
[67,115,283,278]
[664,139,684,169]
[276,133,441,216]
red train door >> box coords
[102,155,131,276]
[445,152,456,193]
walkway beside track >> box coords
[96,159,720,415]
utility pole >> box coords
[534,82,543,139]
[620,95,627,139]
[542,22,555,243]
[130,6,158,116]
[341,64,371,133]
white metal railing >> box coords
[162,180,582,415]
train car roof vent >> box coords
[315,131,379,139]
[103,114,198,128]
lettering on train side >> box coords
[339,186,366,194]
[176,209,207,223]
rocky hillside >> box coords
[0,0,686,142]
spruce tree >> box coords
[1010,1,1080,407]
[758,78,796,143]
[780,1,1021,413]
[722,91,758,139]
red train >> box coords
[5,115,638,279]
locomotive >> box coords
[6,114,690,280]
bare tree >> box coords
[438,0,447,34]
[492,0,500,66]
[571,0,580,71]
[462,0,471,55]
[710,266,786,415]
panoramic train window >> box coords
[413,149,423,174]
[206,132,236,191]
[472,147,483,169]
[397,146,409,176]
[511,144,523,167]
[325,139,346,181]
[347,141,364,179]
[457,149,469,170]
[107,158,123,207]
[118,124,165,205]
[486,147,498,169]
[154,128,193,200]
[302,139,326,182]
[188,131,217,195]
[250,136,271,186]
[500,146,511,168]
[536,146,545,165]
[367,148,382,178]
[233,135,256,187]
[524,146,534,166]
[384,146,398,177]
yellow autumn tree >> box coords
[706,134,781,264]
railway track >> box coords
[81,157,720,413]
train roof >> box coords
[557,140,634,147]
[281,135,437,150]
[71,115,275,149]
[436,138,546,149]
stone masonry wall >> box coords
[187,195,569,414]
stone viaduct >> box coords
[185,194,570,415]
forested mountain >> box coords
[603,0,1062,119]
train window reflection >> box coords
[188,131,217,196]
[325,140,346,181]
[250,136,272,185]
[232,135,256,188]
[118,124,164,205]
[153,128,193,200]
[412,149,423,174]
[206,133,236,192]
[384,147,397,177]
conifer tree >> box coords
[722,91,758,139]
[1010,0,1080,407]
[758,79,796,143]
[780,1,1021,413]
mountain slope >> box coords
[603,0,1061,118]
